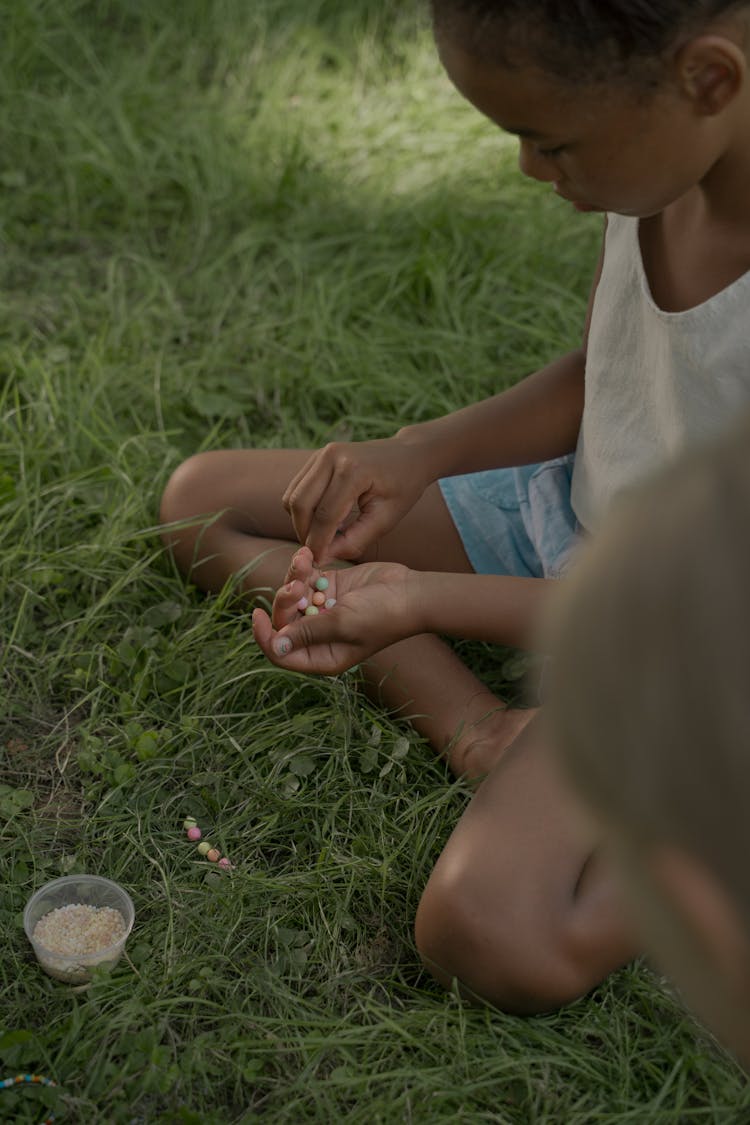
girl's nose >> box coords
[518,139,557,183]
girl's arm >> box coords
[287,226,606,564]
[414,569,547,648]
[391,346,585,483]
[286,348,585,566]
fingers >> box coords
[287,546,314,584]
[251,607,350,675]
[283,446,369,565]
[324,498,395,561]
[251,606,274,652]
[252,616,305,670]
[252,608,299,666]
[304,501,359,567]
[270,549,315,629]
[282,452,338,550]
[271,578,306,630]
[273,613,335,656]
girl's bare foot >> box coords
[445,699,538,781]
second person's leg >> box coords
[415,715,638,1013]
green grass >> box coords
[1,1,748,1121]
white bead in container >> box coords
[24,874,135,984]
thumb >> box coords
[269,611,342,658]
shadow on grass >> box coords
[4,0,602,462]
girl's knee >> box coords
[159,452,215,527]
[159,452,228,577]
[414,866,597,1015]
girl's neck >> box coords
[639,189,750,313]
[637,92,750,313]
[694,88,750,231]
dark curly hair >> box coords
[430,0,750,84]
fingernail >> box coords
[273,637,292,657]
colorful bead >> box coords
[304,605,320,616]
[314,576,329,591]
[324,598,337,609]
[181,819,235,875]
[296,597,308,611]
[312,590,326,606]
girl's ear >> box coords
[675,35,746,115]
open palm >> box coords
[252,547,417,675]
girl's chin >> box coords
[553,187,602,213]
[571,201,602,213]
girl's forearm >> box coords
[394,348,586,482]
[411,570,555,650]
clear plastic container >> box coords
[24,874,135,984]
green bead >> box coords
[183,817,197,830]
[314,576,329,591]
[197,841,211,855]
[305,605,320,616]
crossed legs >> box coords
[160,448,637,1012]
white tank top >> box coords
[571,212,750,531]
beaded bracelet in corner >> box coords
[1,1073,57,1124]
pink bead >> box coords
[296,597,308,611]
[218,857,232,870]
[186,826,202,841]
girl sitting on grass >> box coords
[545,415,750,1068]
[160,0,750,1013]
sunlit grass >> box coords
[1,0,747,1121]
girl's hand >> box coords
[281,436,432,564]
[252,546,420,675]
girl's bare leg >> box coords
[159,449,532,772]
[160,449,637,1010]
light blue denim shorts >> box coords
[439,454,583,580]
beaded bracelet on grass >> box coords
[1,1074,57,1125]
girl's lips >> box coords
[553,184,600,212]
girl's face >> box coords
[438,40,727,218]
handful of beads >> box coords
[296,575,336,617]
